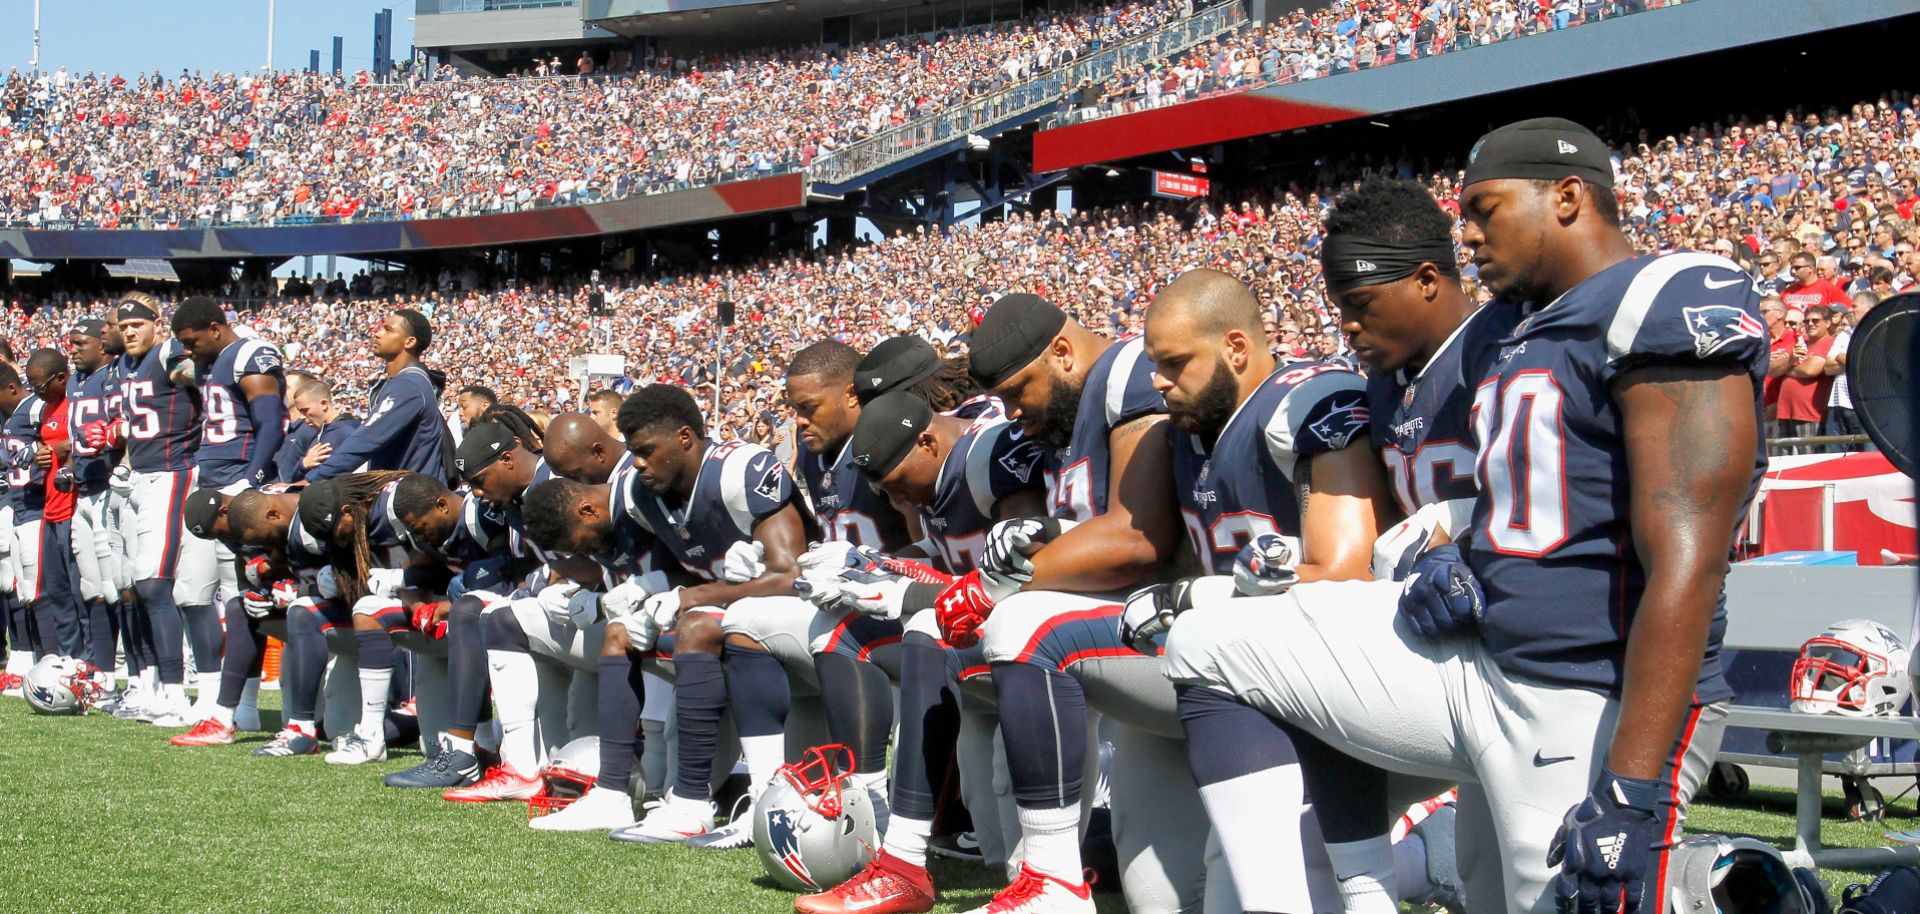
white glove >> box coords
[0,527,13,558]
[366,567,406,600]
[623,612,662,652]
[241,591,276,619]
[566,588,602,629]
[1231,533,1301,596]
[800,574,913,621]
[721,540,767,584]
[110,465,135,498]
[315,566,341,600]
[640,587,683,631]
[1370,501,1467,582]
[536,582,583,627]
[982,517,1078,583]
[1119,575,1236,653]
[602,570,669,620]
[271,579,301,609]
[797,540,860,574]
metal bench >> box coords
[1721,563,1920,869]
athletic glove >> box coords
[243,555,273,589]
[797,540,860,574]
[110,465,135,498]
[1370,501,1472,582]
[241,590,276,619]
[536,582,582,627]
[934,570,996,648]
[796,546,914,621]
[1120,576,1236,654]
[601,571,669,620]
[566,588,602,629]
[314,566,341,601]
[271,579,301,609]
[641,587,683,631]
[982,517,1079,582]
[1398,544,1485,638]
[1231,533,1301,596]
[721,540,767,584]
[1547,768,1667,914]
[411,600,450,639]
[366,567,406,600]
[622,612,662,653]
[80,418,126,451]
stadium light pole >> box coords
[265,0,276,72]
[30,0,40,73]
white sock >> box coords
[1015,804,1081,882]
[192,672,219,708]
[740,734,785,790]
[288,718,316,736]
[1393,831,1431,901]
[882,815,933,869]
[852,770,888,796]
[445,733,477,757]
[1325,836,1398,914]
[1198,766,1316,914]
[238,676,260,715]
[6,650,30,674]
[488,649,540,774]
[141,668,159,692]
[356,665,391,742]
[208,704,234,727]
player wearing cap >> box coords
[303,310,451,482]
[930,293,1185,914]
[64,318,126,702]
[1166,119,1756,913]
[793,390,1045,914]
[12,349,85,669]
[169,486,282,746]
[851,335,996,420]
[109,297,207,726]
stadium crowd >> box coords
[0,0,1202,230]
[1070,0,1693,121]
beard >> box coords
[1033,373,1085,450]
[1170,358,1240,443]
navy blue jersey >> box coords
[365,481,408,553]
[503,458,557,564]
[118,341,200,473]
[1465,252,1767,701]
[4,395,46,521]
[1368,306,1507,518]
[274,423,320,486]
[625,439,800,582]
[66,364,118,495]
[922,418,1046,574]
[597,463,669,578]
[1173,362,1368,573]
[1047,336,1165,522]
[402,492,505,567]
[307,366,449,481]
[948,394,1005,422]
[800,438,912,553]
[197,337,285,488]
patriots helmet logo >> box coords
[764,809,816,888]
[1307,398,1371,449]
[1682,305,1764,359]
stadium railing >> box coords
[805,0,1247,188]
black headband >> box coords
[114,300,158,322]
[968,294,1067,389]
[1321,235,1459,291]
[1463,116,1614,190]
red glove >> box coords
[270,579,300,608]
[934,570,995,648]
[80,419,125,450]
[243,555,272,588]
[411,601,449,639]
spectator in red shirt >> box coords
[1775,304,1838,452]
[1780,252,1852,314]
[1759,296,1791,437]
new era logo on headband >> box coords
[1557,140,1579,154]
[1354,260,1377,273]
[455,457,466,472]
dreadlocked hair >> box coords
[481,403,545,453]
[299,470,415,606]
[907,354,982,413]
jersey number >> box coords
[1047,458,1095,523]
[4,440,30,489]
[124,380,162,441]
[823,511,883,550]
[203,387,239,445]
[1181,510,1280,568]
[1381,441,1477,519]
[69,399,103,457]
[1472,372,1568,557]
[931,530,987,575]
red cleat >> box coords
[0,671,23,696]
[443,764,540,803]
[170,718,237,747]
[795,850,936,914]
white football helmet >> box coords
[24,657,103,715]
[1791,619,1912,717]
[1663,834,1822,914]
[526,736,601,820]
[753,744,878,891]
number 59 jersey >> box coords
[1465,252,1767,702]
[197,337,286,488]
[1172,361,1369,574]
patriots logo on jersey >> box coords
[764,809,815,888]
[1682,305,1765,358]
[998,444,1040,484]
[1307,400,1371,449]
[753,462,784,502]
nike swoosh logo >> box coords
[1534,750,1577,766]
[1702,276,1747,290]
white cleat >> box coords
[147,694,196,728]
[1406,803,1465,914]
[610,795,715,844]
[529,786,637,832]
[959,865,1095,914]
[324,732,388,765]
[685,815,754,851]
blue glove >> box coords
[1547,769,1667,914]
[1397,544,1484,637]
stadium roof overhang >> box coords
[583,0,902,41]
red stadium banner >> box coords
[1151,171,1211,200]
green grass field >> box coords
[0,690,1909,913]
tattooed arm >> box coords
[1607,362,1758,779]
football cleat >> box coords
[0,671,22,697]
[386,746,480,789]
[528,785,636,832]
[959,865,1094,914]
[170,718,237,747]
[147,697,196,728]
[794,850,936,914]
[443,764,541,803]
[112,687,154,720]
[610,795,715,844]
[1404,802,1464,913]
[929,832,983,863]
[324,732,388,765]
[254,726,323,757]
[686,815,755,851]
